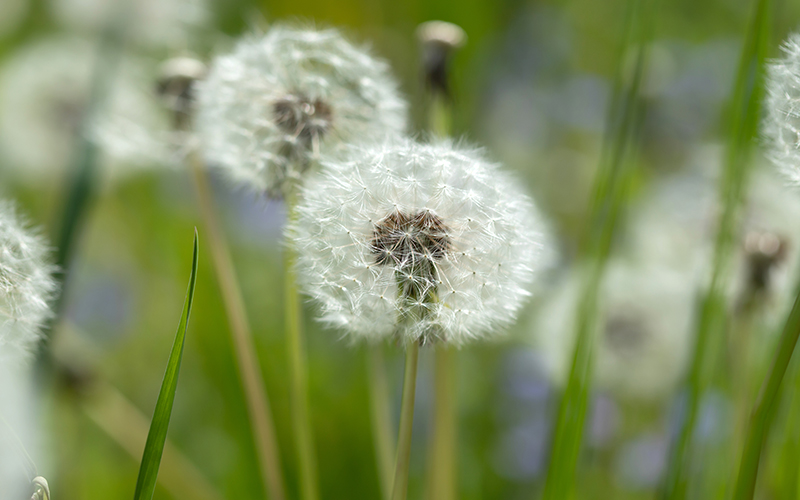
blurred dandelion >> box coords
[533,261,694,400]
[764,33,800,183]
[0,37,175,184]
[289,138,551,345]
[196,24,408,198]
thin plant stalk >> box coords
[429,345,456,500]
[284,193,320,500]
[391,340,421,500]
[732,282,800,500]
[368,345,395,500]
[660,0,771,497]
[541,0,654,497]
[82,381,224,500]
[187,151,286,500]
[427,84,457,500]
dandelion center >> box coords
[370,209,450,306]
[272,93,334,147]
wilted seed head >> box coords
[156,56,207,131]
[289,138,552,345]
[764,33,800,183]
[743,230,786,293]
[416,21,466,98]
[0,202,56,363]
[197,24,408,198]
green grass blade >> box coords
[659,0,771,498]
[133,229,200,500]
[732,275,800,499]
[541,1,656,498]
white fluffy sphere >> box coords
[196,24,408,197]
[289,139,551,345]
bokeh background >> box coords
[2,0,800,498]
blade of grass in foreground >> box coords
[133,230,199,500]
[659,0,771,498]
[541,0,655,498]
[732,278,800,500]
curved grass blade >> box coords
[133,229,199,500]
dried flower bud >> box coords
[31,476,50,500]
[197,24,408,198]
[416,21,466,98]
[288,138,552,345]
[156,56,207,131]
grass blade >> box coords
[133,229,199,500]
[659,0,772,498]
[732,276,800,499]
[541,0,655,497]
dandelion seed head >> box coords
[197,24,408,198]
[764,34,800,183]
[0,37,176,182]
[289,138,551,345]
[0,202,56,364]
[533,261,693,400]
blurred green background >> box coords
[2,0,800,498]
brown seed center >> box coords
[370,209,450,268]
[272,93,333,146]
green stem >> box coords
[285,195,319,500]
[368,345,395,500]
[188,152,286,500]
[428,345,456,500]
[732,286,800,500]
[391,340,420,500]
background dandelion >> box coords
[197,24,408,197]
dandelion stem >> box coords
[187,151,286,500]
[427,72,458,500]
[391,340,420,500]
[368,344,395,500]
[429,344,456,500]
[732,280,800,500]
[284,193,320,500]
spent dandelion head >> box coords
[288,138,551,345]
[156,56,207,131]
[533,261,694,400]
[196,24,408,198]
[416,20,466,98]
[764,33,800,183]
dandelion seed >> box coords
[764,33,800,183]
[196,24,408,198]
[289,138,551,345]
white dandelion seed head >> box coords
[0,202,56,365]
[764,33,800,183]
[533,261,694,400]
[288,138,552,345]
[0,37,177,183]
[196,24,408,197]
